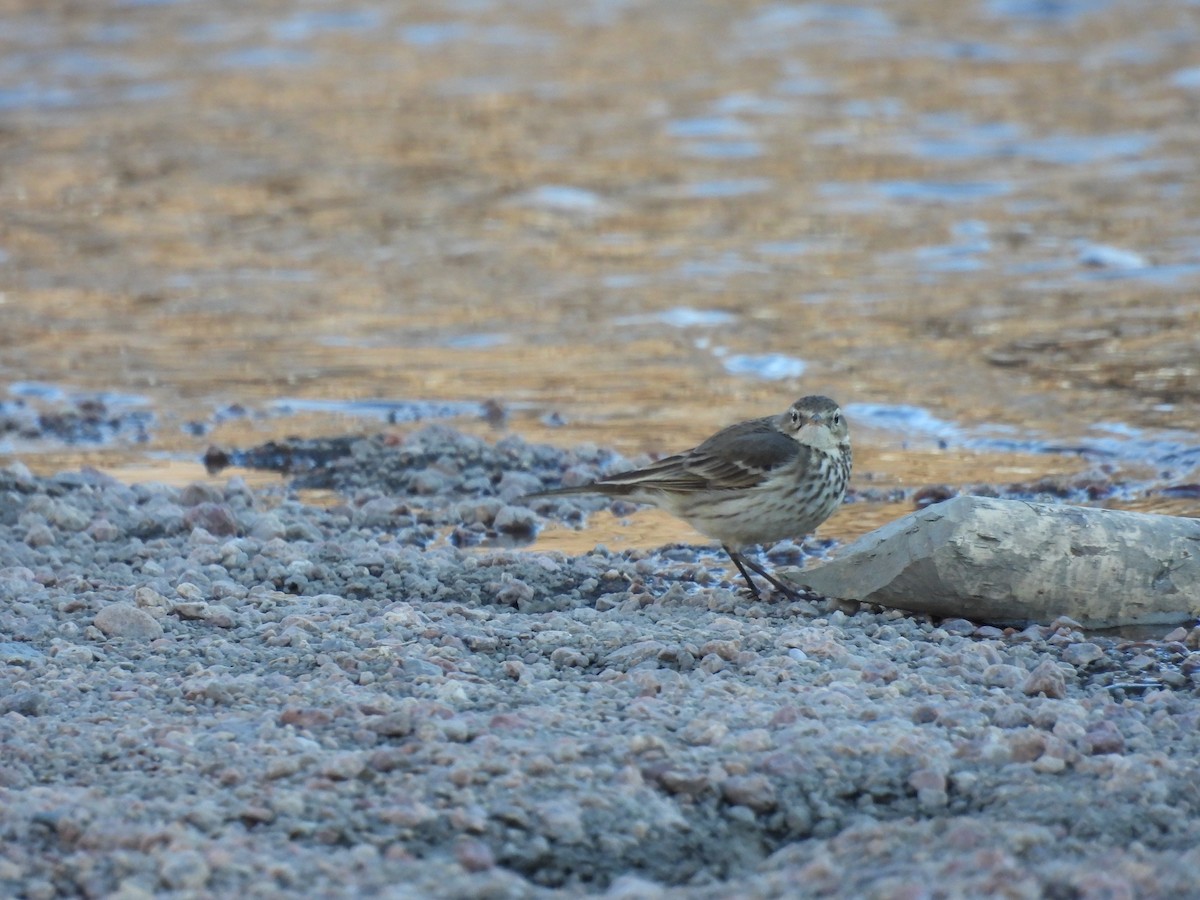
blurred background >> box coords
[2,0,1199,546]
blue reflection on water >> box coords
[272,9,384,41]
[986,0,1113,20]
[682,178,773,198]
[847,402,1200,476]
[721,353,807,380]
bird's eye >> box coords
[791,410,800,425]
[833,413,841,426]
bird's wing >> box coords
[596,416,797,493]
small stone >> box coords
[534,799,585,843]
[87,519,122,542]
[983,664,1026,688]
[455,498,504,527]
[24,523,55,548]
[913,485,956,508]
[646,765,709,797]
[176,582,205,602]
[158,849,211,890]
[1162,626,1188,643]
[912,704,939,724]
[173,601,210,620]
[369,709,416,737]
[940,618,976,636]
[319,752,366,781]
[605,874,668,899]
[1008,730,1047,762]
[0,642,45,664]
[368,749,407,773]
[411,470,447,495]
[493,505,537,536]
[248,512,287,541]
[1023,659,1068,698]
[1182,653,1200,678]
[494,578,535,607]
[720,775,777,812]
[1033,754,1067,774]
[94,603,165,641]
[908,768,949,808]
[1048,615,1083,633]
[266,756,303,780]
[134,586,172,610]
[860,659,899,683]
[203,604,237,628]
[1080,720,1125,756]
[45,500,90,531]
[52,645,96,665]
[2,460,37,490]
[239,806,275,825]
[202,445,231,472]
[550,647,589,668]
[454,838,496,873]
[1061,642,1104,667]
[107,880,156,900]
[179,483,225,507]
[0,689,46,716]
[279,707,334,729]
[182,502,238,537]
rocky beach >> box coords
[3,427,1199,898]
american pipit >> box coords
[526,395,851,600]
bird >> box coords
[524,395,851,600]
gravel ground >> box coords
[3,426,1200,898]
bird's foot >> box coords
[747,574,803,602]
[725,547,802,601]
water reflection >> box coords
[718,352,807,381]
[613,308,738,328]
[215,47,315,69]
[269,398,489,424]
[985,0,1113,20]
[677,179,773,198]
[271,9,385,41]
[907,120,1153,165]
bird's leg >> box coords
[724,546,764,599]
[722,545,800,601]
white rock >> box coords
[792,497,1200,628]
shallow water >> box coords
[2,0,1200,552]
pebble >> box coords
[1022,659,1068,698]
[1061,642,1105,667]
[158,850,211,890]
[93,603,165,640]
[492,505,538,535]
[0,641,45,664]
[1080,720,1126,756]
[23,523,55,548]
[721,775,778,812]
[182,502,238,537]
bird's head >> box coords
[780,395,849,451]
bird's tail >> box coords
[522,481,634,501]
